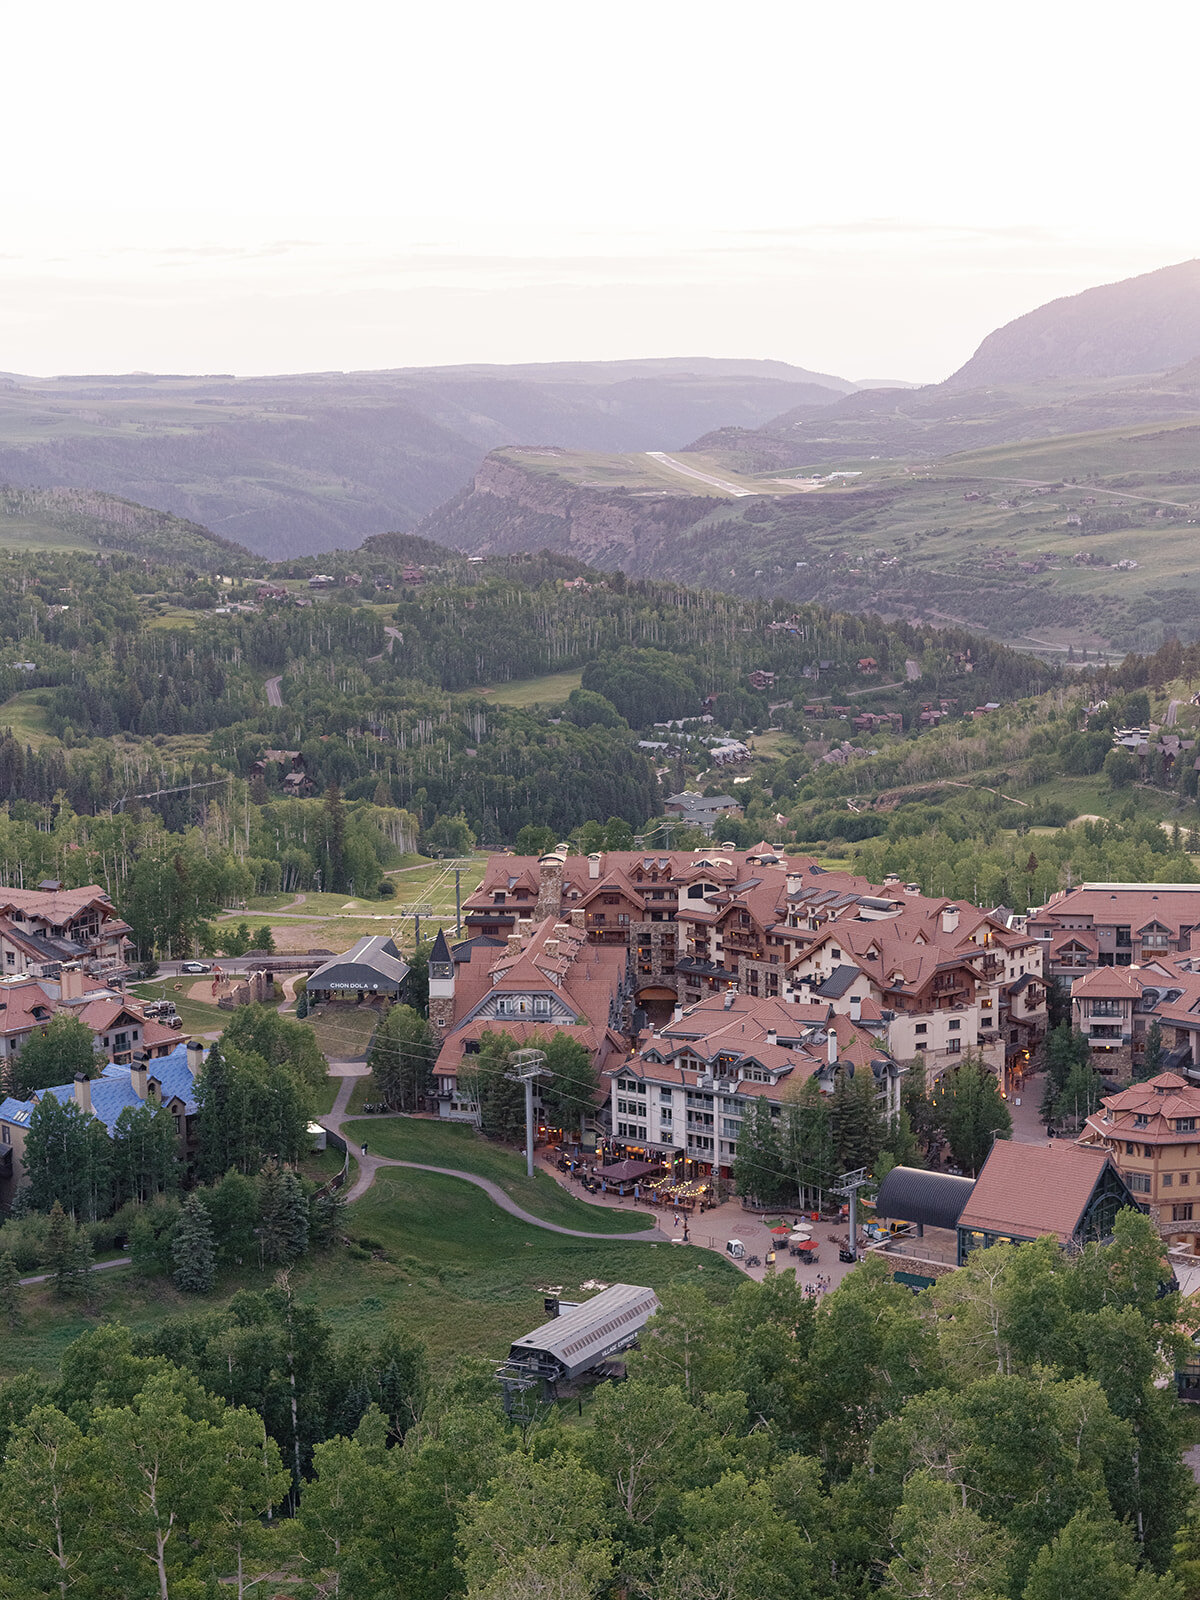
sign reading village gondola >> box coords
[307,935,411,1004]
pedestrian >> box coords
[361,1141,368,1156]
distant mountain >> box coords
[946,258,1200,387]
[0,359,856,557]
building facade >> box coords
[1078,1072,1200,1251]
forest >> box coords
[0,1214,1193,1599]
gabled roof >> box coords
[1070,967,1144,999]
[0,1040,203,1135]
[957,1141,1116,1243]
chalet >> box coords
[307,573,336,589]
[0,884,132,980]
[1029,882,1200,980]
[402,565,424,585]
[857,657,878,674]
[748,669,776,690]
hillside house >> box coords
[0,884,132,980]
[1029,883,1200,981]
[748,670,776,690]
[857,658,878,674]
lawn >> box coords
[483,668,583,708]
[0,1166,730,1381]
[303,1004,381,1062]
[342,1116,656,1235]
[129,979,227,1037]
[0,689,58,748]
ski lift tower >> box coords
[506,1048,550,1177]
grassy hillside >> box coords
[0,485,245,568]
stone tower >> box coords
[427,927,456,1034]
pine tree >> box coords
[46,1201,88,1300]
[1139,1019,1163,1082]
[733,1097,789,1206]
[829,1068,885,1174]
[257,1164,309,1265]
[0,1251,22,1329]
[171,1193,217,1294]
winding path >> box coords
[265,675,283,708]
[318,1075,664,1241]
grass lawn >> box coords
[303,1004,381,1062]
[308,1074,342,1116]
[342,1117,656,1235]
[483,668,583,708]
[0,689,58,748]
[346,1076,373,1115]
[1,1166,729,1381]
[129,979,227,1037]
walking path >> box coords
[317,1075,666,1241]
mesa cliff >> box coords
[417,452,723,572]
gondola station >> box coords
[496,1283,660,1413]
[305,935,411,1005]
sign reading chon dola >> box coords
[326,979,383,990]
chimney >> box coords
[518,918,535,938]
[723,991,735,1010]
[588,852,601,879]
[186,1039,205,1080]
[827,1027,838,1066]
[507,932,523,955]
[544,939,559,958]
[73,1073,92,1113]
[672,1005,683,1023]
[569,908,586,929]
[766,1028,777,1045]
[59,965,86,1003]
[131,1050,148,1100]
[941,905,960,934]
[850,994,862,1022]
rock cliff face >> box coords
[417,453,722,573]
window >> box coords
[1177,1119,1197,1133]
[1091,1000,1122,1018]
[915,1023,927,1035]
[947,1039,962,1054]
[1163,1172,1174,1186]
[618,913,630,926]
[948,1019,961,1031]
[1134,1114,1149,1128]
[1128,1173,1152,1194]
[1116,926,1131,948]
[3,954,11,968]
[533,997,550,1016]
[1126,1141,1138,1155]
[1173,1203,1194,1222]
[0,1126,8,1145]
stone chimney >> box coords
[518,918,535,939]
[131,1050,148,1100]
[186,1039,205,1080]
[73,1072,92,1113]
[59,965,86,1003]
[569,908,586,930]
[850,993,862,1022]
[544,939,559,959]
[941,904,960,934]
[507,932,523,955]
[766,1028,777,1045]
[535,852,564,921]
[588,853,601,879]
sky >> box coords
[3,0,1197,383]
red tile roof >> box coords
[957,1141,1114,1243]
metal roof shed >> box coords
[504,1283,660,1384]
[875,1166,977,1232]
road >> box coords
[1167,699,1185,727]
[644,452,754,497]
[943,472,1196,513]
[265,675,283,708]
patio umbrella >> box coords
[795,1239,819,1254]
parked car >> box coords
[180,961,212,974]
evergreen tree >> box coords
[932,1054,1012,1175]
[829,1067,885,1174]
[1054,1056,1105,1130]
[46,1201,88,1300]
[0,1252,21,1330]
[171,1193,217,1294]
[257,1164,309,1265]
[112,1101,179,1205]
[208,1168,260,1265]
[733,1097,789,1206]
[254,924,277,954]
[782,1078,834,1209]
[367,1005,434,1111]
[537,1031,598,1135]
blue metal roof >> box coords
[0,1040,202,1135]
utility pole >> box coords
[506,1048,550,1177]
[455,868,462,934]
[831,1168,872,1262]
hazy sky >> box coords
[3,0,1196,382]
